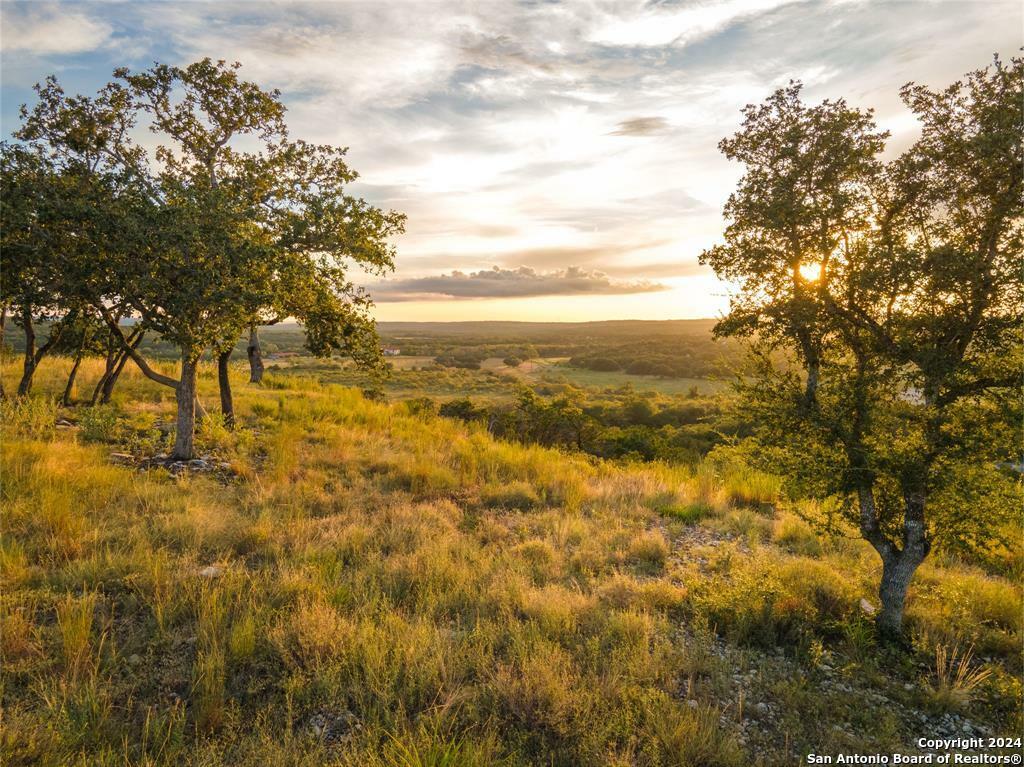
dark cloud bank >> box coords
[370,266,668,301]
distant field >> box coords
[271,355,726,400]
[380,355,438,370]
[481,357,726,396]
[521,359,727,395]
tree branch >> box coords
[99,309,179,389]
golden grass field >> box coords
[1,357,1020,766]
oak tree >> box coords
[701,57,1022,636]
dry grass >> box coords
[0,355,1020,765]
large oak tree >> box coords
[701,57,1022,636]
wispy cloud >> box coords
[586,0,799,47]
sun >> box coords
[798,262,823,282]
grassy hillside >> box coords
[2,358,1020,766]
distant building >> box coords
[382,347,401,356]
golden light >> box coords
[798,262,823,282]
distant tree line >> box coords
[426,387,744,464]
[1,59,405,458]
[568,336,736,379]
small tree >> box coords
[701,58,1022,637]
[0,143,85,397]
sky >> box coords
[1,0,1019,322]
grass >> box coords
[1,355,1021,765]
[927,644,993,711]
[523,360,726,396]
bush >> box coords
[663,502,714,525]
[626,532,669,573]
[775,514,823,557]
[404,397,438,417]
[481,481,540,511]
[77,405,120,443]
[0,397,57,438]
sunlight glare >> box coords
[799,262,823,282]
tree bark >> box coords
[247,325,264,383]
[172,356,199,460]
[217,347,234,429]
[861,483,930,639]
[61,350,85,406]
[91,346,118,405]
[17,310,36,396]
[0,309,7,401]
[100,329,143,404]
[877,551,922,637]
[17,308,70,396]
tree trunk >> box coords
[865,486,930,639]
[172,356,199,460]
[61,351,85,406]
[92,347,118,405]
[17,309,68,397]
[0,309,7,401]
[17,310,37,396]
[217,348,235,429]
[100,330,142,404]
[247,325,264,383]
[100,349,130,404]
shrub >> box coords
[661,502,714,525]
[404,397,438,417]
[77,405,120,443]
[626,531,669,574]
[480,481,540,511]
[1,397,57,438]
[775,514,823,557]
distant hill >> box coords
[377,319,719,340]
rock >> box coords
[756,702,769,715]
[686,699,699,709]
[307,709,358,743]
[56,418,76,429]
[127,653,142,665]
[110,452,135,464]
[904,683,914,691]
[188,459,209,469]
[218,462,232,470]
[859,598,877,616]
[198,565,222,578]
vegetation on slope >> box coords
[2,359,1020,766]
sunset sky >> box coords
[1,0,1018,322]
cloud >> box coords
[2,0,1019,321]
[609,116,670,136]
[369,266,668,301]
[1,3,112,54]
[587,0,799,48]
